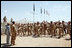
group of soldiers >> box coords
[2,16,71,46]
[14,21,71,39]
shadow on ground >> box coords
[1,43,12,47]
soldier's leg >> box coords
[43,29,45,35]
[13,39,15,45]
[54,30,56,36]
[22,31,23,36]
[50,30,52,37]
[58,29,61,38]
[52,30,54,37]
[61,29,64,37]
[41,29,42,35]
[33,30,36,36]
[30,30,32,35]
[47,29,49,35]
[13,36,16,45]
[28,30,29,36]
[41,29,43,35]
[68,30,71,39]
[21,31,23,36]
[37,30,40,37]
[64,29,66,34]
[17,30,19,35]
[24,31,26,36]
[11,36,14,45]
[6,34,10,44]
[48,29,50,35]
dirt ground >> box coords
[1,34,71,47]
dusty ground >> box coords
[1,34,71,47]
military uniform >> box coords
[49,22,54,37]
[53,23,57,36]
[11,24,16,45]
[27,24,32,36]
[67,22,71,39]
[59,23,63,37]
[43,23,47,35]
[46,23,50,35]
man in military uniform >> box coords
[10,21,16,45]
[43,22,47,36]
[17,24,21,36]
[39,23,43,36]
[46,22,50,35]
[67,21,71,39]
[62,21,66,35]
[58,22,64,38]
[37,22,40,37]
[27,23,32,36]
[33,23,38,37]
[22,24,26,36]
[49,21,54,37]
[20,24,24,36]
[53,22,57,36]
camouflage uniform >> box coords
[59,23,63,37]
[43,23,47,35]
[46,23,50,35]
[49,21,54,37]
[27,23,32,36]
[11,24,16,45]
[37,23,41,37]
[53,23,57,36]
[62,21,66,35]
[67,22,71,39]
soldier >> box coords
[43,22,47,36]
[62,21,66,35]
[33,23,38,37]
[39,23,43,35]
[22,24,26,36]
[46,22,50,35]
[58,22,63,38]
[67,21,71,39]
[30,23,33,35]
[53,22,57,36]
[17,24,21,36]
[24,24,27,36]
[49,21,54,37]
[37,22,40,37]
[20,24,24,36]
[27,23,32,36]
[10,21,16,45]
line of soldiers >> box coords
[15,21,71,39]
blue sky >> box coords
[1,1,71,22]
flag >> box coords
[46,10,50,16]
[44,9,45,14]
[41,8,42,14]
[33,3,35,12]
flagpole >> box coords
[33,11,34,24]
[44,14,45,21]
[33,3,35,27]
[44,9,45,22]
